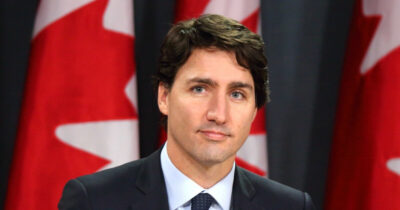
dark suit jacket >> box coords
[58,149,315,210]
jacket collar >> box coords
[129,148,169,209]
[231,167,264,210]
[128,148,262,210]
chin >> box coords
[194,150,234,166]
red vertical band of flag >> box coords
[171,0,268,176]
[5,1,139,209]
[325,0,400,209]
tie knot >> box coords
[191,193,215,210]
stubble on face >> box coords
[158,49,257,183]
[175,121,236,166]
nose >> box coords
[206,92,228,124]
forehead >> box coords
[173,49,254,87]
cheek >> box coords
[231,105,256,133]
[169,96,204,130]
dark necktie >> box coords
[191,193,215,210]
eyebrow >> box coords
[186,77,253,91]
[228,82,253,92]
[186,78,217,87]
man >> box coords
[58,14,315,210]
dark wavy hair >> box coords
[154,14,270,126]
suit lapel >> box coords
[127,150,265,209]
[231,167,264,210]
[129,148,169,209]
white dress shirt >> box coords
[160,142,235,210]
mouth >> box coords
[199,130,230,141]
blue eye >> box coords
[231,91,244,99]
[192,86,205,93]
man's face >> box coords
[158,48,257,167]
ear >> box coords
[158,83,169,116]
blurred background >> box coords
[4,0,394,209]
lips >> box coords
[199,130,229,141]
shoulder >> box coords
[239,167,302,199]
[58,154,155,209]
[75,157,145,189]
[236,167,315,209]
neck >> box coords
[166,140,235,189]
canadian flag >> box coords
[325,0,400,209]
[5,0,139,209]
[174,0,268,176]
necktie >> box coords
[191,193,215,210]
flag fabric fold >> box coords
[5,1,139,209]
[325,0,400,209]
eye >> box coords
[231,91,244,99]
[191,86,206,94]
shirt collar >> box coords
[160,142,235,210]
